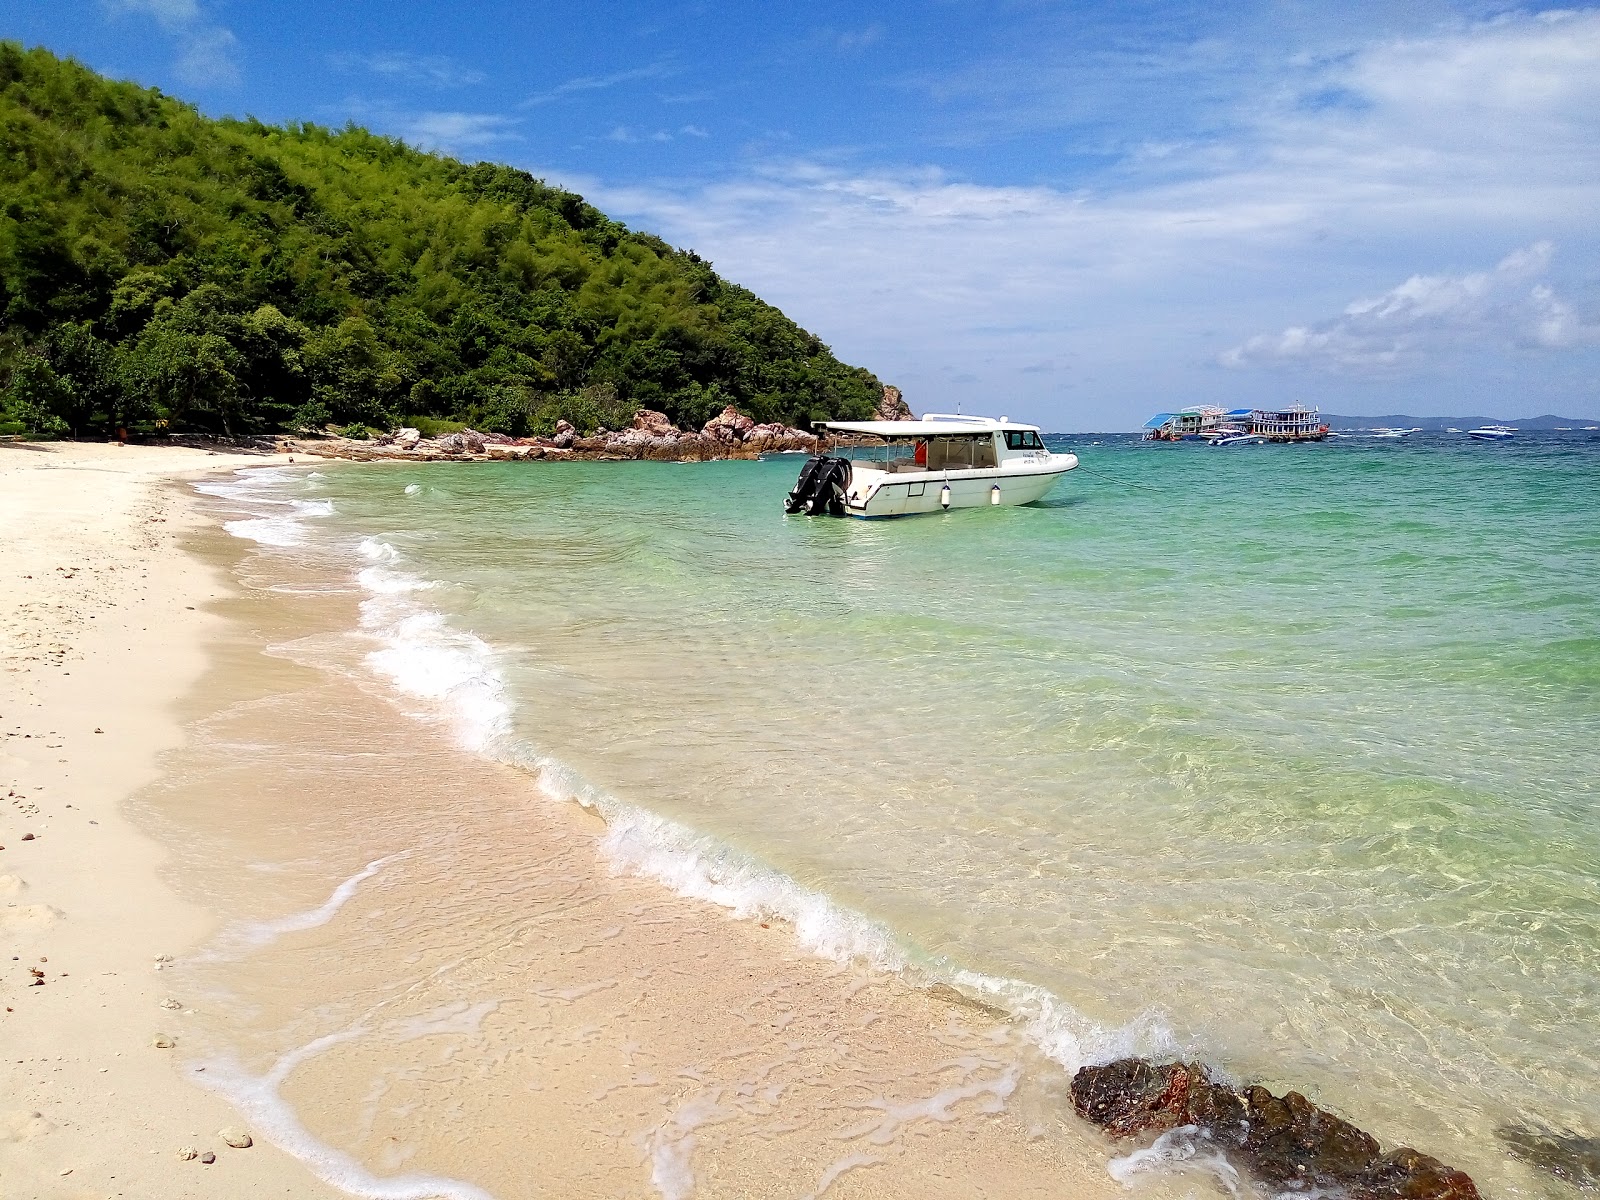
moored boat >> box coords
[784,415,1077,518]
[1145,405,1328,443]
[1466,425,1516,441]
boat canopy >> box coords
[819,415,1040,438]
[1143,413,1179,429]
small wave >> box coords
[356,567,509,753]
[1109,1125,1245,1197]
[196,1032,495,1200]
[198,470,335,546]
[527,753,1175,1075]
[343,531,1174,1092]
[204,852,410,959]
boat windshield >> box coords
[828,434,1001,472]
[1004,430,1044,450]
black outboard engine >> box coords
[783,455,852,516]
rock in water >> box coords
[1071,1058,1480,1200]
[1497,1124,1600,1190]
[220,1127,253,1148]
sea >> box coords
[185,429,1600,1198]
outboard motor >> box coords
[784,455,852,516]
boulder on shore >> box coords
[1070,1058,1480,1200]
[875,384,914,422]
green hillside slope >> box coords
[0,44,882,438]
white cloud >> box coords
[1220,242,1600,371]
[328,52,486,88]
[402,112,521,153]
[521,62,674,107]
[104,0,239,86]
[565,10,1600,426]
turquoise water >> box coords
[213,433,1600,1194]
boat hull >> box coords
[842,459,1076,518]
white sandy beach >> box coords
[0,441,341,1198]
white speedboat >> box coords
[1466,425,1516,441]
[785,414,1077,518]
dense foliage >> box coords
[0,44,882,438]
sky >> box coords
[4,1,1599,430]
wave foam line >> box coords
[346,532,1175,1078]
[199,852,411,962]
[197,1030,496,1200]
[196,468,334,547]
[527,752,1175,1076]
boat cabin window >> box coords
[926,436,998,470]
[1004,430,1044,451]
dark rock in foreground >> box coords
[1071,1058,1480,1200]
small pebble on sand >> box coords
[200,1151,215,1164]
[151,1034,175,1049]
[158,997,183,1010]
[176,1146,198,1161]
[220,1127,253,1148]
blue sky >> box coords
[5,1,1599,429]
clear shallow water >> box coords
[206,432,1600,1194]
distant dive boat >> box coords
[1466,425,1516,441]
[784,415,1077,518]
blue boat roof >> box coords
[1143,413,1178,428]
[1225,408,1253,417]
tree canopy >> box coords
[0,44,883,439]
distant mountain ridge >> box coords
[1322,414,1596,430]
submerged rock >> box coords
[1071,1058,1480,1200]
[1499,1123,1600,1189]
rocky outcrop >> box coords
[286,405,818,464]
[875,385,913,422]
[1071,1059,1480,1200]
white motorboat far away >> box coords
[784,414,1078,518]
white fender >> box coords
[940,484,951,509]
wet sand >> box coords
[0,440,339,1198]
[1,441,1191,1199]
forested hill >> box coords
[0,44,883,439]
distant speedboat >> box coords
[1210,433,1267,446]
[1466,425,1516,441]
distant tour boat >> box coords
[1466,425,1516,441]
[784,415,1077,518]
[1145,405,1327,443]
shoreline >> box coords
[0,441,343,1196]
[2,442,1173,1198]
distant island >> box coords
[1321,413,1597,430]
[0,44,884,442]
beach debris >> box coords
[199,1150,216,1164]
[158,997,183,1010]
[151,1034,176,1049]
[220,1127,253,1148]
[176,1146,198,1161]
[21,833,35,841]
[154,954,173,970]
[1071,1058,1481,1200]
[1498,1123,1600,1189]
